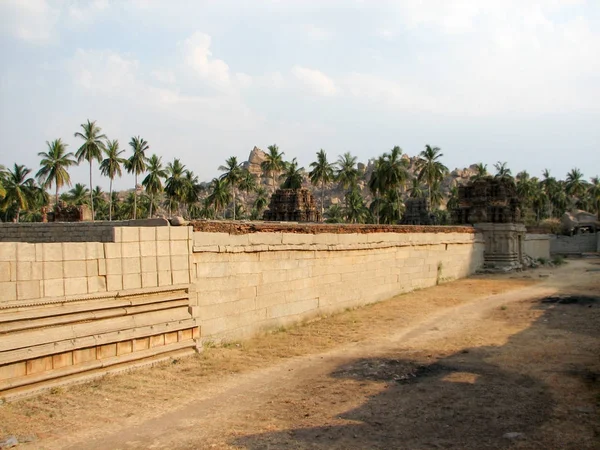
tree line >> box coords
[0,119,598,223]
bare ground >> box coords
[1,259,599,449]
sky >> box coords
[0,0,599,192]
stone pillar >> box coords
[474,223,526,270]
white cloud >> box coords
[181,32,231,90]
[0,0,59,44]
[68,0,109,25]
[291,66,338,96]
[235,72,253,88]
[303,24,334,41]
[152,69,177,85]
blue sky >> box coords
[1,0,599,192]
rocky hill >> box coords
[240,146,478,211]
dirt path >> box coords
[2,260,599,449]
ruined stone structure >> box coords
[452,178,521,225]
[401,198,436,225]
[263,189,321,222]
[44,202,92,222]
[451,177,525,270]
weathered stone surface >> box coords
[263,188,321,222]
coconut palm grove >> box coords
[0,119,598,225]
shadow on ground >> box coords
[232,294,600,450]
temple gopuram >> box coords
[452,177,521,225]
[400,198,436,225]
[263,188,321,222]
[451,177,525,271]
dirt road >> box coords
[2,259,599,449]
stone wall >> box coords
[0,219,169,243]
[0,226,192,303]
[524,234,551,260]
[549,233,598,255]
[191,230,484,341]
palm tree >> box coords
[309,149,334,220]
[126,136,149,220]
[588,176,600,219]
[165,158,187,216]
[416,145,448,210]
[183,170,203,216]
[381,146,409,215]
[368,156,386,224]
[253,186,269,218]
[335,152,359,191]
[238,170,258,214]
[493,161,512,180]
[378,188,404,224]
[344,187,368,223]
[325,204,344,223]
[36,138,76,206]
[206,177,231,218]
[142,154,167,218]
[65,183,90,206]
[280,158,304,189]
[471,163,488,181]
[565,168,586,201]
[100,139,127,221]
[2,164,36,222]
[74,120,106,219]
[261,144,285,188]
[408,177,425,198]
[219,156,243,220]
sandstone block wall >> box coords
[0,226,193,304]
[0,219,170,243]
[192,231,484,341]
[524,234,551,260]
[549,233,598,255]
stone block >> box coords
[171,255,189,271]
[86,259,99,277]
[0,243,16,262]
[0,362,26,380]
[42,243,63,261]
[155,226,170,241]
[134,337,150,351]
[119,226,139,243]
[156,241,171,256]
[31,261,42,280]
[0,282,17,301]
[117,340,133,355]
[122,242,140,258]
[141,272,158,288]
[88,276,107,293]
[62,243,86,261]
[139,227,156,242]
[43,279,64,297]
[195,261,229,278]
[165,331,179,345]
[97,343,117,359]
[140,241,157,257]
[172,270,190,285]
[52,352,73,369]
[73,347,97,364]
[158,270,172,286]
[170,240,189,256]
[104,243,122,259]
[141,256,157,273]
[35,243,44,261]
[0,262,11,282]
[86,242,103,260]
[150,334,165,347]
[106,259,122,275]
[170,226,190,241]
[106,274,123,291]
[63,260,87,278]
[268,298,319,319]
[16,262,32,281]
[17,280,41,300]
[123,273,142,290]
[16,243,36,261]
[98,259,106,276]
[249,232,282,246]
[64,277,88,296]
[26,356,53,374]
[122,257,141,274]
[157,255,171,271]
